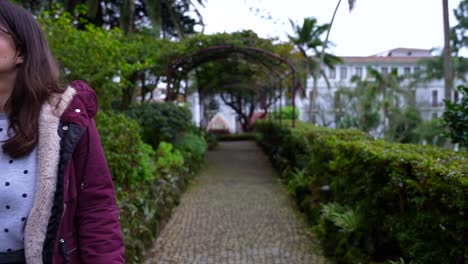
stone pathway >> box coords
[145,141,326,264]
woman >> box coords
[0,1,125,263]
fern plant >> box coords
[286,169,310,196]
[320,202,360,233]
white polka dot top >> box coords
[0,112,37,253]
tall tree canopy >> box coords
[14,0,205,38]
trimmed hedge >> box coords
[218,132,257,141]
[256,120,467,263]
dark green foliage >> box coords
[443,85,468,148]
[174,131,208,172]
[125,102,192,149]
[271,106,300,120]
[18,0,205,38]
[256,121,467,263]
[413,118,447,147]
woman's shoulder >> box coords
[52,80,99,126]
[67,80,98,118]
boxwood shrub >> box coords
[125,102,192,149]
[256,120,467,263]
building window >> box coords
[454,90,459,102]
[381,67,388,75]
[329,68,336,79]
[355,67,362,78]
[340,67,347,80]
[391,67,398,74]
[404,67,411,77]
[432,112,438,120]
[414,66,420,73]
[432,90,438,107]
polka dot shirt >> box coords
[0,113,37,253]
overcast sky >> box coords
[196,0,464,56]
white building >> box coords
[298,48,462,128]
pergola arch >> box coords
[166,45,300,127]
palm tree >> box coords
[288,17,341,123]
[312,0,356,124]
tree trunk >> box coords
[144,0,163,38]
[121,72,139,110]
[167,0,185,39]
[120,0,135,34]
[310,72,318,124]
[443,0,454,102]
[87,0,103,27]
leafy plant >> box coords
[96,111,157,188]
[154,141,185,175]
[271,106,300,120]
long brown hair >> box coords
[0,0,64,158]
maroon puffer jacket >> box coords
[23,80,125,263]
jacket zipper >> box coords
[57,203,69,263]
[58,237,70,263]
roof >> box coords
[341,56,432,64]
[330,47,436,65]
[376,47,431,53]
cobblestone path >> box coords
[145,141,326,264]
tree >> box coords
[443,85,468,148]
[288,17,341,123]
[452,0,468,55]
[310,0,356,126]
[416,0,468,99]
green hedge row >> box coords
[96,105,207,262]
[256,121,467,263]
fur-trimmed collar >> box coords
[24,86,76,264]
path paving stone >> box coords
[145,141,326,264]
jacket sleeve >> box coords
[74,118,125,263]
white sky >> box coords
[196,0,464,56]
